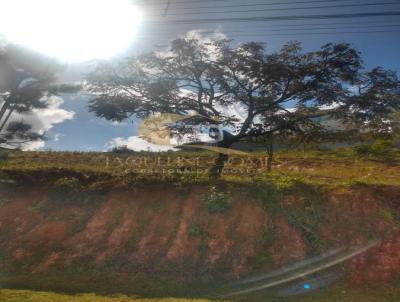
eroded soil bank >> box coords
[0,182,399,296]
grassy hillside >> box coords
[1,147,400,187]
[1,286,400,302]
[0,148,399,299]
[0,289,216,302]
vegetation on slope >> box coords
[0,289,218,302]
[1,286,400,302]
[0,145,399,188]
[0,147,399,299]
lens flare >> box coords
[0,0,143,62]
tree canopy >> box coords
[0,43,76,149]
[87,35,400,149]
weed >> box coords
[353,140,395,158]
[1,148,400,187]
[199,242,208,255]
[203,186,231,213]
[175,184,191,199]
[262,228,277,247]
[285,197,325,250]
[344,179,369,187]
[188,226,203,238]
[108,145,138,154]
[53,177,82,191]
[0,150,9,164]
[245,174,308,215]
[248,251,273,270]
[382,209,394,223]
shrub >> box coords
[285,199,324,249]
[188,226,203,238]
[53,177,82,191]
[0,150,9,163]
[109,145,137,154]
[353,140,394,158]
[203,186,231,213]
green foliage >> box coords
[381,209,394,223]
[285,196,325,250]
[188,226,203,238]
[175,184,191,199]
[0,150,9,163]
[203,186,231,213]
[199,242,208,255]
[246,173,307,213]
[248,251,273,270]
[246,183,282,213]
[0,44,70,148]
[88,36,400,153]
[344,179,369,187]
[1,287,400,302]
[109,145,137,154]
[0,289,217,302]
[53,177,82,191]
[2,148,400,188]
[260,173,304,190]
[247,174,325,250]
[353,140,395,158]
[262,228,277,246]
[381,207,400,225]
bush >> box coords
[0,150,9,163]
[53,177,82,191]
[353,140,394,158]
[204,186,231,213]
[109,145,137,154]
[188,226,203,238]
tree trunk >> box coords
[209,152,229,179]
[266,138,274,172]
[0,101,10,125]
[0,105,16,133]
[209,130,237,179]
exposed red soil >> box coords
[166,188,204,262]
[350,233,400,285]
[0,184,399,289]
[267,216,309,266]
[230,200,266,276]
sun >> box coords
[0,0,142,62]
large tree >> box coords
[87,35,400,171]
[0,44,76,149]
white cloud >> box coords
[110,120,130,127]
[22,140,46,151]
[154,29,227,63]
[105,136,175,152]
[8,95,75,150]
[53,133,63,142]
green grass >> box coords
[0,149,399,301]
[0,289,217,302]
[1,148,399,188]
[274,148,400,187]
[1,286,399,302]
[203,185,232,213]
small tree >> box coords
[87,34,400,173]
[0,43,77,149]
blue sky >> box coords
[42,0,400,151]
[44,96,139,151]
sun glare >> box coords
[0,0,143,62]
